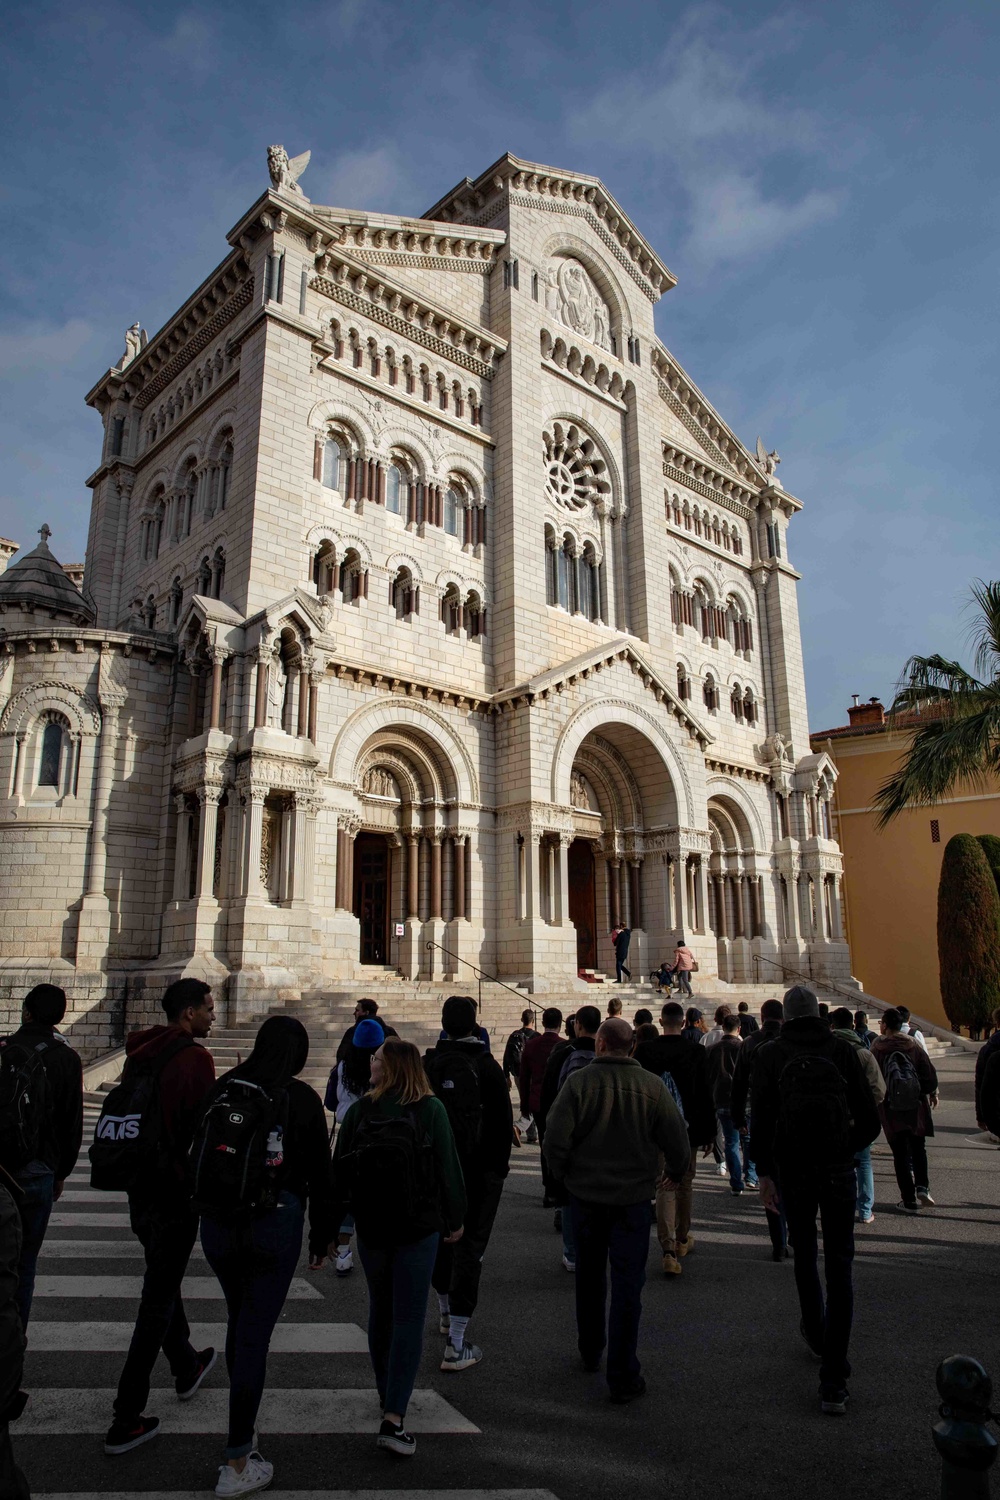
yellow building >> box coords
[811,697,1000,1027]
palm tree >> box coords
[873,581,1000,828]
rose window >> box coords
[543,422,611,512]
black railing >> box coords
[424,941,538,1030]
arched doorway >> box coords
[354,832,389,964]
[568,838,597,970]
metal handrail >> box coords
[424,941,538,1029]
[752,951,856,1002]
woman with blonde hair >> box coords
[331,1038,465,1458]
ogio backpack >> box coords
[424,1047,484,1163]
[777,1051,852,1168]
[190,1076,288,1218]
[89,1035,194,1191]
[883,1048,922,1114]
[0,1038,50,1172]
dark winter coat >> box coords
[0,1172,24,1415]
[871,1033,937,1141]
[519,1030,563,1116]
[124,1024,216,1194]
[729,1018,783,1128]
[706,1034,743,1110]
[425,1036,512,1180]
[633,1033,716,1148]
[1,1020,83,1180]
[975,1029,1000,1123]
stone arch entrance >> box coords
[707,795,763,982]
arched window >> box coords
[183,469,196,537]
[198,557,212,595]
[386,463,403,515]
[391,567,417,619]
[580,542,601,622]
[38,719,64,788]
[170,576,183,626]
[677,664,691,701]
[557,535,576,612]
[322,437,342,491]
[144,594,156,629]
[312,540,337,595]
[152,498,166,559]
[211,548,225,600]
[545,525,558,605]
[218,442,232,511]
[466,591,485,638]
[339,548,366,604]
[703,673,718,712]
[744,687,756,726]
[731,685,744,721]
[441,584,462,635]
[444,487,461,537]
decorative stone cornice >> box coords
[662,451,755,519]
[423,154,676,302]
[704,756,772,785]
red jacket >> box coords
[125,1024,216,1185]
[519,1030,563,1116]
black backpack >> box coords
[0,1038,50,1171]
[883,1049,922,1113]
[424,1047,483,1163]
[190,1076,288,1218]
[89,1035,194,1191]
[777,1050,852,1167]
[337,1097,433,1234]
[502,1027,530,1079]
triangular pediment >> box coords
[493,638,714,747]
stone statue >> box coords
[570,770,592,810]
[266,654,287,728]
[118,323,147,370]
[756,437,782,479]
[267,145,311,200]
[549,259,611,352]
[363,767,397,798]
[764,732,791,765]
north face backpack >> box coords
[89,1035,194,1191]
[777,1051,852,1167]
[883,1049,922,1114]
[661,1069,687,1122]
[424,1048,484,1163]
[337,1098,433,1234]
[190,1076,288,1217]
[0,1038,50,1171]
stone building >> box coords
[0,149,848,1046]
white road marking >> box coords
[15,1387,478,1434]
[58,1189,127,1203]
[26,1321,368,1352]
[37,1493,557,1500]
[48,1213,131,1227]
[40,1239,206,1259]
[32,1276,321,1300]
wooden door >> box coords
[354,834,389,964]
[568,838,598,971]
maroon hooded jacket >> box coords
[125,1024,216,1189]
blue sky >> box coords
[2,0,997,730]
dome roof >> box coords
[0,525,95,624]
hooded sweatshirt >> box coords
[1,1021,83,1180]
[833,1027,886,1107]
[124,1024,216,1191]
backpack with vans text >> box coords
[89,1035,194,1191]
[0,1038,51,1172]
[190,1076,289,1217]
[424,1047,484,1163]
[777,1051,852,1167]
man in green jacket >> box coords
[543,1018,690,1403]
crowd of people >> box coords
[0,968,971,1497]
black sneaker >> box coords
[581,1352,602,1372]
[0,1390,30,1423]
[377,1418,416,1456]
[104,1415,161,1454]
[609,1375,647,1404]
[820,1386,849,1415]
[176,1347,217,1400]
[799,1319,823,1359]
[553,1208,562,1231]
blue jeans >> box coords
[201,1191,305,1459]
[570,1196,649,1393]
[854,1146,874,1220]
[717,1109,744,1191]
[562,1205,577,1263]
[357,1232,440,1420]
[15,1161,54,1329]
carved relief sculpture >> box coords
[547,258,611,352]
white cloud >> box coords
[0,319,93,377]
[160,11,214,68]
[567,6,842,268]
[319,144,413,212]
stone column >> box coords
[208,650,226,732]
[751,877,764,939]
[714,874,727,937]
[430,835,443,921]
[172,794,193,901]
[289,793,319,905]
[407,835,421,919]
[242,788,267,899]
[556,834,571,926]
[253,650,268,729]
[186,667,201,738]
[609,858,622,927]
[547,839,557,924]
[195,786,222,898]
[296,658,311,738]
[84,691,124,901]
[307,664,322,743]
[629,859,642,930]
[454,836,466,921]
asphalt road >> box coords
[14,1044,996,1500]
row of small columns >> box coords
[173,786,318,904]
[709,872,764,940]
[334,827,471,921]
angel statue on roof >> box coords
[267,145,311,200]
[756,436,782,483]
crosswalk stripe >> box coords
[27,1322,368,1352]
[32,1276,321,1300]
[48,1213,132,1227]
[40,1239,207,1259]
[37,1493,558,1499]
[15,1387,479,1434]
[58,1190,127,1203]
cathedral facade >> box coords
[0,151,848,1046]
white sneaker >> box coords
[335,1247,353,1277]
[214,1452,273,1496]
[562,1254,576,1272]
[440,1340,482,1372]
[716,1163,728,1178]
[917,1190,936,1206]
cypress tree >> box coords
[937,833,1000,1033]
[976,834,1000,900]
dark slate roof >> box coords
[0,526,95,623]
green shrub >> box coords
[938,833,1000,1032]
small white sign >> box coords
[394,923,405,937]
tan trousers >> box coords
[656,1158,697,1254]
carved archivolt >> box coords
[550,697,695,826]
[331,699,479,804]
[0,681,102,739]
